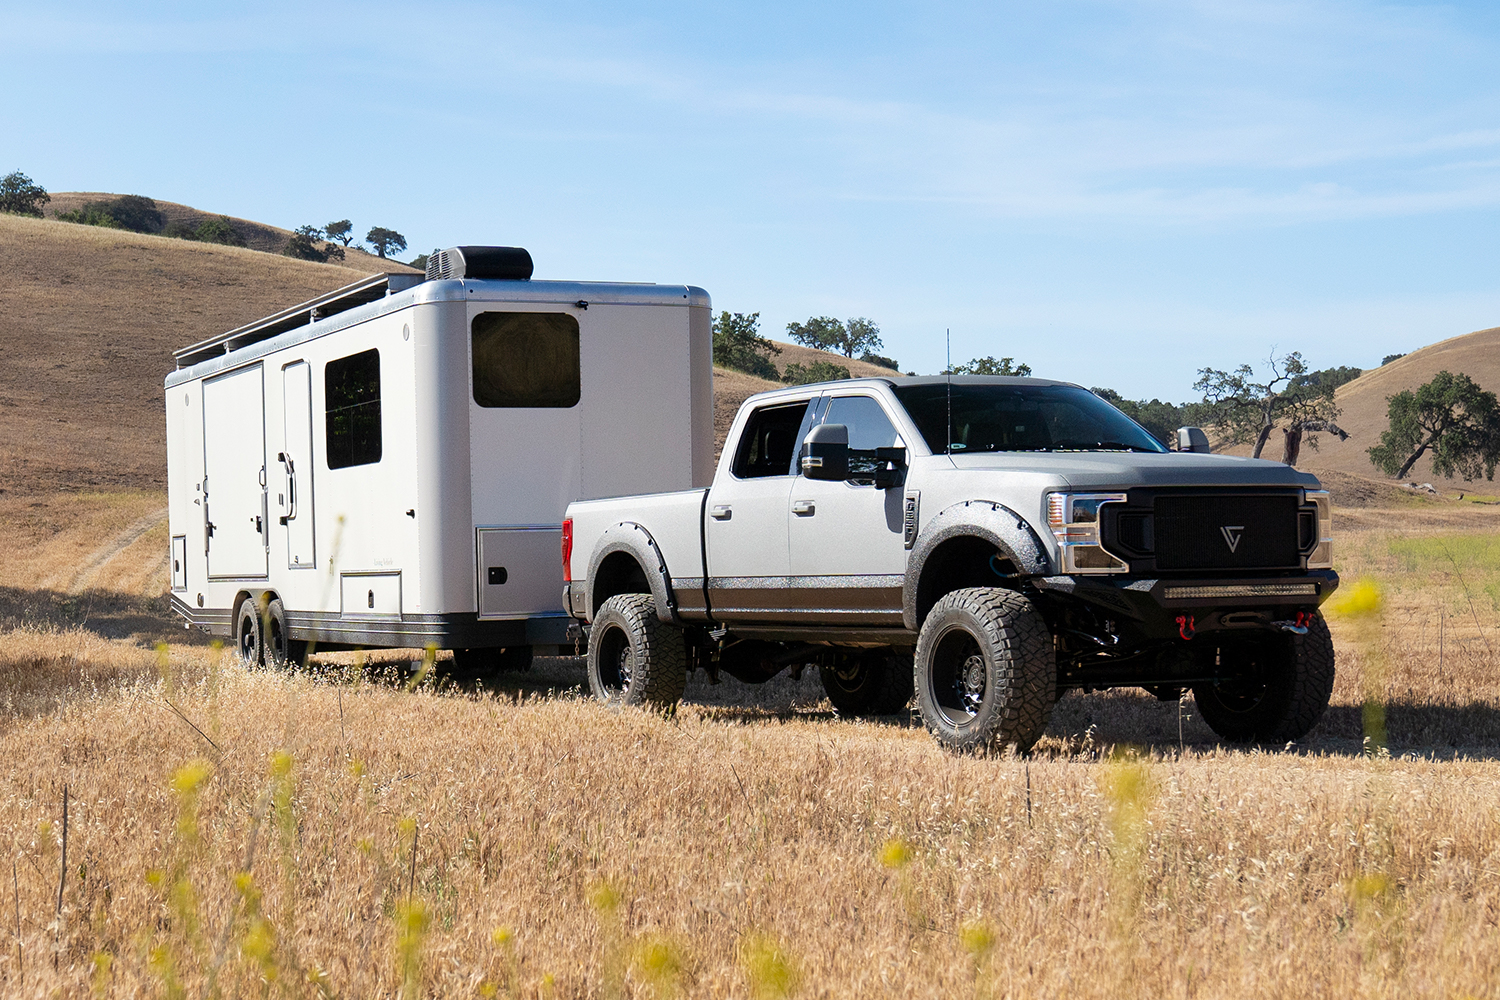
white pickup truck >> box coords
[563,375,1338,752]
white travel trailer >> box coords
[166,246,713,672]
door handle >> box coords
[792,500,816,516]
[710,505,732,520]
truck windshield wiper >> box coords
[1047,441,1158,452]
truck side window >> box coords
[325,349,382,469]
[822,396,899,476]
[732,402,809,479]
[472,312,581,408]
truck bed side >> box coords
[566,488,709,620]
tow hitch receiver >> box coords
[1272,611,1313,635]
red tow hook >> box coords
[1176,614,1196,641]
[1294,611,1313,629]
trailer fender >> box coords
[903,500,1052,631]
[587,522,682,625]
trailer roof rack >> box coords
[173,271,426,369]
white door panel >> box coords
[279,361,316,568]
[203,365,268,579]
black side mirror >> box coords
[873,446,907,489]
[800,423,849,480]
[1175,426,1211,453]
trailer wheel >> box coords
[234,597,265,669]
[1192,614,1335,744]
[450,646,534,677]
[264,599,307,671]
[819,648,915,717]
[587,594,686,710]
[914,587,1055,753]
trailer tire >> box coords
[914,587,1055,753]
[587,594,686,710]
[450,645,534,677]
[234,597,265,670]
[1192,614,1335,744]
[819,648,915,717]
[264,599,307,671]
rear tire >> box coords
[264,599,307,671]
[1192,615,1335,743]
[914,588,1055,753]
[586,594,686,710]
[234,597,265,669]
[819,648,915,717]
[450,645,534,678]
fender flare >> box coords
[586,522,681,625]
[902,499,1052,630]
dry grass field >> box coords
[0,481,1498,998]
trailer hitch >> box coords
[1271,611,1313,635]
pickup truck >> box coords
[563,375,1337,752]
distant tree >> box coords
[57,203,120,227]
[786,316,846,353]
[162,220,198,239]
[843,318,882,358]
[325,219,354,246]
[283,224,344,262]
[1292,365,1362,393]
[712,311,782,380]
[195,216,245,246]
[1382,353,1406,366]
[1194,351,1344,461]
[1367,371,1500,481]
[366,227,407,259]
[0,170,49,216]
[782,360,851,386]
[859,352,901,371]
[1091,388,1198,447]
[951,356,1032,377]
[408,253,430,273]
[57,194,163,233]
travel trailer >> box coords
[165,246,713,672]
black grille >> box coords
[1152,494,1301,570]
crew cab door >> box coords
[705,398,816,620]
[787,393,907,624]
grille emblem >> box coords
[1220,525,1245,553]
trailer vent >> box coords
[426,246,533,281]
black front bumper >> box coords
[1035,570,1338,633]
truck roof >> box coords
[741,373,1083,404]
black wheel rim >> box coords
[595,625,633,698]
[238,611,259,663]
[930,626,986,727]
[1204,636,1282,714]
[828,659,868,695]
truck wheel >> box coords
[264,599,308,671]
[1192,615,1335,743]
[450,646,534,677]
[914,588,1055,753]
[819,649,915,717]
[587,594,686,710]
[234,597,265,669]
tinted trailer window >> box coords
[472,312,581,408]
[325,348,382,468]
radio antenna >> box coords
[945,328,952,456]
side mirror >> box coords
[800,423,849,480]
[1175,426,1211,453]
[873,446,907,489]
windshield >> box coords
[890,382,1168,454]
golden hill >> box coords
[1288,324,1500,485]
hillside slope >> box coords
[1289,324,1500,484]
[0,213,411,493]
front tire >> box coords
[1192,615,1335,743]
[234,597,265,669]
[586,594,686,709]
[914,588,1055,753]
[819,648,915,717]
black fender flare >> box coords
[902,499,1053,630]
[586,522,681,625]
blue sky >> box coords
[5,0,1500,398]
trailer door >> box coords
[203,364,269,579]
[279,361,316,568]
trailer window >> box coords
[325,349,382,469]
[472,312,581,408]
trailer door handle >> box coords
[710,505,732,520]
[792,500,815,516]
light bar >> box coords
[1163,583,1320,600]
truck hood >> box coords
[945,450,1322,490]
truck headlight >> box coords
[1305,490,1333,569]
[1046,492,1128,575]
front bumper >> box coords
[1035,570,1338,631]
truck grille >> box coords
[1151,494,1302,570]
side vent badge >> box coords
[903,491,920,549]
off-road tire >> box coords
[819,648,915,717]
[586,594,687,710]
[234,597,265,669]
[1192,614,1336,743]
[264,598,308,671]
[914,587,1055,753]
[450,645,534,678]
